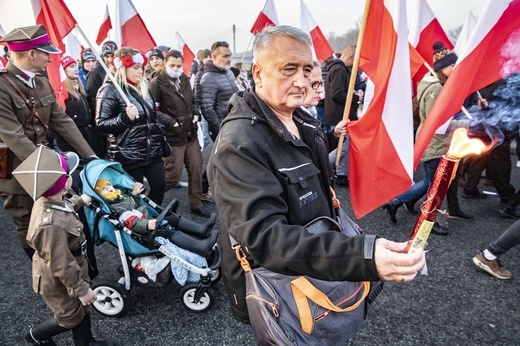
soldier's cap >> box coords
[0,25,61,54]
[13,146,79,201]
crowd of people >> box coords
[0,21,518,345]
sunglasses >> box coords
[211,41,229,53]
[311,80,325,90]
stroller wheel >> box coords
[91,280,130,318]
[180,283,214,313]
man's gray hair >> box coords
[253,25,311,63]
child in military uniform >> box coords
[13,146,113,346]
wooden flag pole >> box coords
[335,0,371,166]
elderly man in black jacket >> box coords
[208,25,425,327]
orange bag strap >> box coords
[291,277,370,334]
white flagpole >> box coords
[74,23,131,106]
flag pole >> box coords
[241,34,254,64]
[335,0,371,166]
[74,23,131,106]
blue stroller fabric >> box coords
[155,237,208,286]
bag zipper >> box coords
[246,294,279,317]
[314,283,365,322]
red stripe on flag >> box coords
[250,12,276,35]
[96,17,112,46]
[182,44,195,77]
[121,14,156,53]
[309,26,334,62]
[415,18,454,63]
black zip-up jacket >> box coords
[324,59,360,124]
[208,89,379,323]
[199,61,238,139]
[96,81,164,169]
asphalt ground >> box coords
[1,144,519,345]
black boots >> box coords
[71,314,115,346]
[169,227,218,258]
[382,198,401,223]
[25,317,68,345]
[176,213,216,239]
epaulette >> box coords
[40,207,54,226]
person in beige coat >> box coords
[0,25,95,259]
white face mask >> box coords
[166,67,182,78]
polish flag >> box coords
[176,32,195,77]
[414,0,520,166]
[409,0,453,92]
[348,0,414,218]
[299,0,334,62]
[453,11,478,55]
[117,0,156,53]
[96,4,113,46]
[31,0,76,109]
[250,0,279,35]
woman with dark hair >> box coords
[96,47,167,204]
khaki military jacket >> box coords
[27,195,90,297]
[0,63,95,194]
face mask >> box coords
[166,67,182,78]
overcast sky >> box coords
[0,0,487,54]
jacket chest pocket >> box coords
[38,93,55,110]
[277,163,322,210]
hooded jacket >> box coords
[199,61,238,139]
[96,81,164,169]
[324,59,360,124]
[207,89,379,323]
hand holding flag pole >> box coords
[334,0,372,167]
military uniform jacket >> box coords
[0,63,95,194]
[27,195,90,297]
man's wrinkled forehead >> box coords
[255,36,312,68]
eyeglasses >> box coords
[211,41,229,53]
[310,80,324,90]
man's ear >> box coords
[252,63,262,88]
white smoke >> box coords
[500,28,520,77]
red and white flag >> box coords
[96,4,112,46]
[453,11,478,55]
[64,32,83,61]
[31,0,76,109]
[250,0,279,35]
[299,0,334,62]
[116,0,156,53]
[409,0,453,93]
[176,32,195,77]
[414,0,520,166]
[348,0,414,218]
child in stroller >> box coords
[94,178,217,257]
[81,159,221,316]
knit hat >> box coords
[61,55,76,69]
[147,48,163,59]
[101,41,118,57]
[201,49,211,59]
[95,179,112,194]
[432,41,458,72]
[12,146,79,200]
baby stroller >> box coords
[80,159,221,317]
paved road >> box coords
[1,147,519,345]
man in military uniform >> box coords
[0,25,95,259]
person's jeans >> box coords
[201,115,212,148]
[329,137,349,176]
[397,159,440,203]
[488,220,520,257]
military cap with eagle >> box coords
[0,24,61,54]
[13,146,79,201]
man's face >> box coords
[30,50,52,72]
[103,53,114,66]
[149,56,163,70]
[303,66,324,108]
[165,56,183,71]
[212,46,232,69]
[83,58,96,72]
[253,36,313,116]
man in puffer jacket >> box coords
[199,41,239,141]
